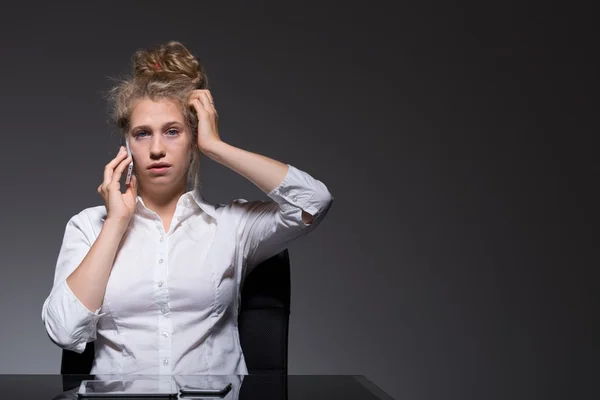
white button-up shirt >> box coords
[41,164,333,375]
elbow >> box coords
[317,187,334,217]
[303,188,333,226]
[317,180,334,209]
[324,190,334,209]
[41,280,101,353]
[41,306,88,353]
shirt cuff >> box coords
[267,164,332,217]
[64,279,105,316]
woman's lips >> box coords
[149,166,170,174]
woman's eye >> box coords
[134,129,177,138]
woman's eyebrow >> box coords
[131,121,183,131]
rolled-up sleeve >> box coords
[41,212,105,353]
[236,164,334,275]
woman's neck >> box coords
[138,182,187,218]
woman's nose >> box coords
[149,137,166,157]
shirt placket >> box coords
[154,218,172,374]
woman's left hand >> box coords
[188,89,221,153]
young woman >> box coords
[41,41,333,376]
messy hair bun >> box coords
[132,41,208,89]
[105,41,209,191]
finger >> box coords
[191,98,207,117]
[188,90,203,104]
[126,174,137,198]
[190,90,213,113]
[109,155,132,189]
[201,91,216,114]
[203,91,218,118]
[205,90,215,106]
[190,89,206,100]
[104,148,128,184]
[191,93,206,111]
[193,95,218,120]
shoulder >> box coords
[65,205,107,237]
[79,205,108,223]
[209,198,273,227]
[219,198,271,215]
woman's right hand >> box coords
[97,146,138,224]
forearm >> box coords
[65,219,128,312]
[202,141,289,194]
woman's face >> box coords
[128,97,193,190]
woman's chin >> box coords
[139,173,185,188]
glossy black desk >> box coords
[0,375,394,400]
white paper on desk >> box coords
[78,379,177,396]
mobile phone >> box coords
[124,137,133,185]
[179,382,232,397]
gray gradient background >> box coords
[0,2,595,400]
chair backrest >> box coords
[238,249,291,375]
[60,249,291,375]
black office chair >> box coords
[60,249,291,376]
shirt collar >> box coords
[190,190,218,220]
[134,189,218,220]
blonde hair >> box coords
[104,41,209,192]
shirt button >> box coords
[159,236,164,242]
[162,332,169,337]
[163,359,169,366]
[293,196,298,202]
[159,259,164,264]
[157,281,164,287]
[161,307,168,314]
